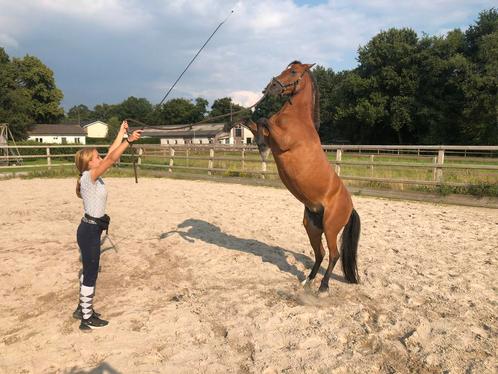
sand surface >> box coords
[0,178,497,373]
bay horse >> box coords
[246,61,361,292]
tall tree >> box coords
[12,55,64,123]
[114,96,153,124]
[209,97,245,123]
[93,103,118,122]
[155,98,207,125]
[355,28,420,144]
[0,50,64,139]
[461,8,498,144]
[66,104,94,124]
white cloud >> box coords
[0,0,150,33]
[0,33,19,48]
[230,90,264,107]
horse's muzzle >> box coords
[263,78,283,96]
[257,144,270,161]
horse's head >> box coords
[263,61,315,97]
[246,118,271,161]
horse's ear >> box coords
[306,63,316,70]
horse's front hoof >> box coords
[301,277,314,290]
[318,284,329,295]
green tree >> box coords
[66,104,94,123]
[12,55,64,123]
[0,49,34,139]
[312,66,349,143]
[193,97,209,122]
[114,96,153,123]
[0,49,64,139]
[105,116,122,141]
[460,8,498,144]
[415,31,470,144]
[155,98,205,124]
[252,94,286,122]
[93,103,118,122]
[355,28,420,144]
[210,97,244,119]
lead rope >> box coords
[124,92,268,183]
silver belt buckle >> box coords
[82,216,97,225]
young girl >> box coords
[74,121,142,330]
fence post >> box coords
[432,156,437,181]
[168,148,175,173]
[46,147,51,169]
[436,149,445,183]
[208,148,214,175]
[137,147,143,166]
[369,154,374,177]
[335,149,342,176]
[241,148,245,171]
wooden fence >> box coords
[1,144,497,191]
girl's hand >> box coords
[128,130,143,143]
[120,120,129,133]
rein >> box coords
[125,93,266,131]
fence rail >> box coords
[1,144,497,193]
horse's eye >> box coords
[291,70,297,74]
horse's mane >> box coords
[309,71,320,131]
[288,60,320,131]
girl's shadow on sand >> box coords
[159,218,346,283]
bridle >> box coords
[265,64,315,97]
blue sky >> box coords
[0,0,495,111]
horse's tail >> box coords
[341,208,360,283]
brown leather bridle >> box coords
[264,63,315,97]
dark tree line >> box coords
[313,8,498,145]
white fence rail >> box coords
[1,144,497,190]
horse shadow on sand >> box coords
[159,218,347,283]
[67,362,121,374]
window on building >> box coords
[75,138,81,144]
[235,128,242,137]
[61,137,67,144]
[246,138,252,144]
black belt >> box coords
[84,213,111,233]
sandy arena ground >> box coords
[0,178,497,373]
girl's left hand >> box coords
[120,120,129,133]
[128,130,143,143]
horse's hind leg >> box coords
[302,207,325,287]
[319,206,350,292]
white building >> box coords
[28,124,86,144]
[81,120,108,138]
[141,123,254,145]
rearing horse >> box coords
[247,61,361,292]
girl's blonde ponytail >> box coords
[74,148,96,198]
